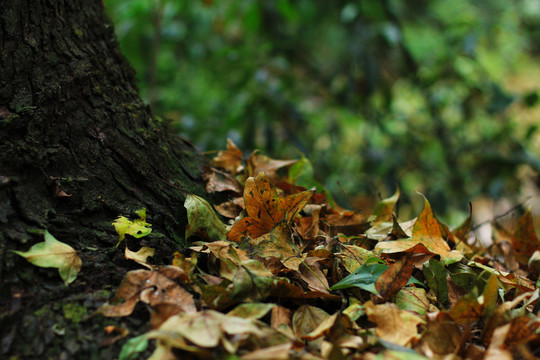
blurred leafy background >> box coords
[105,0,540,223]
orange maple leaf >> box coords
[227,173,313,242]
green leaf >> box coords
[119,334,149,360]
[184,194,227,241]
[12,231,82,285]
[330,262,389,293]
[368,188,400,225]
[331,259,421,294]
[395,287,432,316]
[112,208,152,246]
[423,258,449,306]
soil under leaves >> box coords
[11,140,540,359]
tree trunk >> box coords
[0,1,209,358]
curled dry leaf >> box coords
[212,138,244,175]
[125,245,155,269]
[100,266,196,321]
[247,151,297,179]
[204,167,243,194]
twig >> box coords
[471,197,531,231]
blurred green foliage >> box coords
[105,0,540,220]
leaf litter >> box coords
[99,139,540,359]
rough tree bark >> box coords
[0,1,209,358]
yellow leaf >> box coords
[125,246,155,269]
[375,196,462,265]
[112,209,152,246]
[13,231,82,285]
[365,301,423,346]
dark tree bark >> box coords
[0,1,209,358]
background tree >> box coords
[106,0,540,220]
[0,1,208,357]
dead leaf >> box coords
[212,138,244,175]
[204,167,243,194]
[447,274,498,324]
[227,172,313,242]
[125,245,155,269]
[100,266,196,321]
[293,305,330,339]
[227,303,274,319]
[215,197,244,218]
[416,312,462,357]
[375,196,462,265]
[511,209,540,265]
[247,151,297,179]
[368,188,400,226]
[241,343,294,360]
[13,230,82,285]
[375,253,418,303]
[185,194,228,241]
[298,257,331,293]
[365,301,423,346]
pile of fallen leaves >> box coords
[24,140,540,359]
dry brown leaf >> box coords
[375,253,417,303]
[227,172,313,242]
[204,167,244,194]
[100,266,196,320]
[416,312,462,357]
[247,151,297,179]
[292,305,331,340]
[212,138,244,175]
[365,301,424,346]
[511,209,540,265]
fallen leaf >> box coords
[447,274,498,324]
[241,342,295,360]
[112,208,152,246]
[511,209,540,265]
[330,261,388,294]
[298,257,331,293]
[185,194,228,241]
[368,188,400,226]
[204,167,244,194]
[248,222,302,270]
[271,305,293,337]
[227,172,313,242]
[416,312,462,357]
[375,196,463,265]
[100,266,196,320]
[423,258,449,306]
[212,138,244,175]
[125,245,155,269]
[292,305,330,340]
[395,287,435,316]
[13,230,82,285]
[214,197,244,218]
[365,301,423,346]
[247,151,297,179]
[227,303,274,319]
[375,253,418,303]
